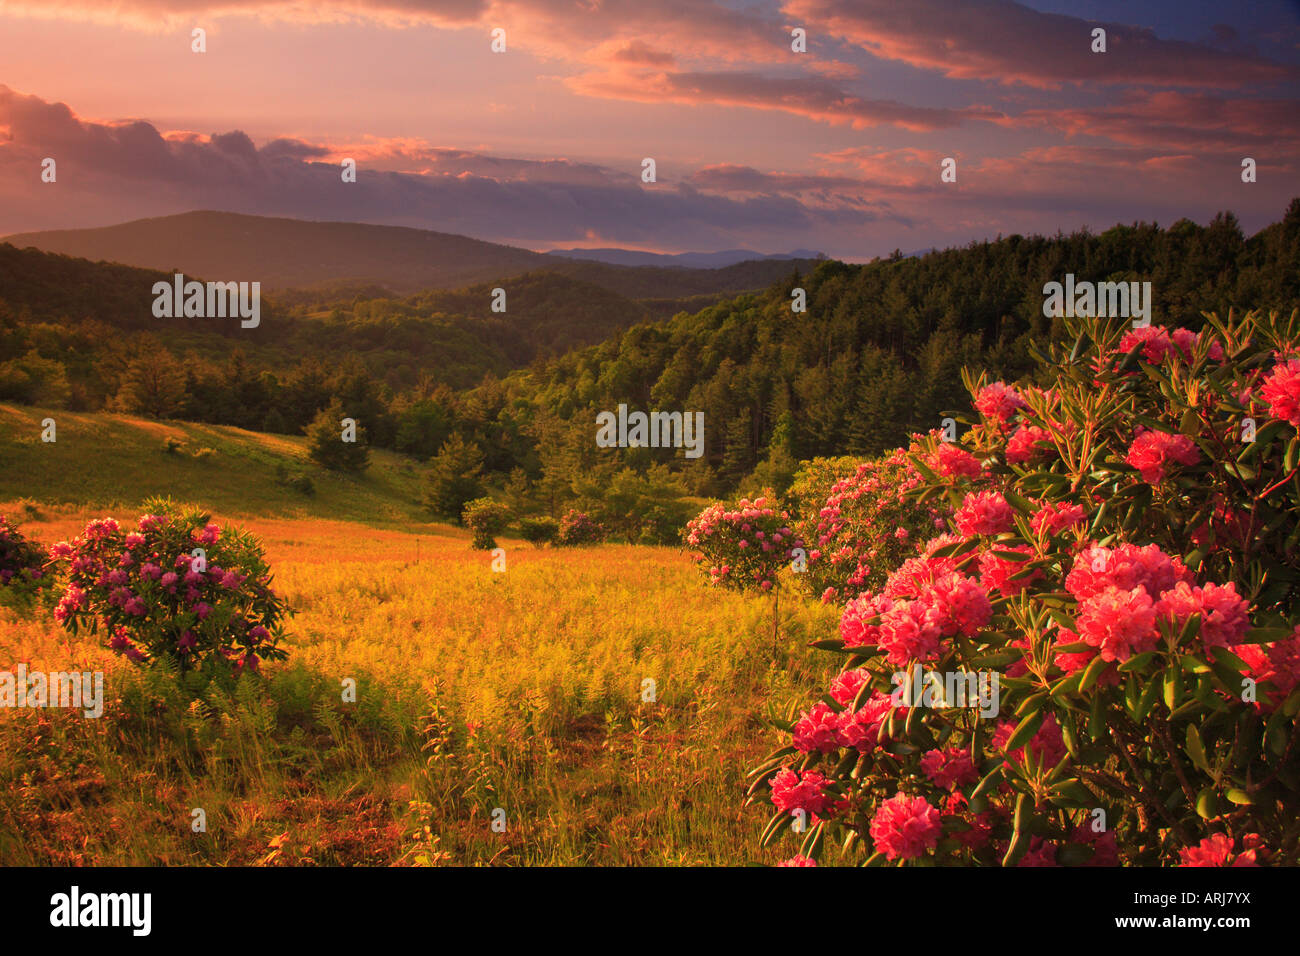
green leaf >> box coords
[1225,788,1253,806]
[1079,655,1109,693]
[1005,708,1045,754]
[1184,724,1210,773]
[1002,793,1032,867]
[1118,651,1156,673]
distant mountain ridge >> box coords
[4,211,823,298]
[542,247,824,268]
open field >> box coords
[0,488,839,864]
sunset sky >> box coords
[1,0,1297,260]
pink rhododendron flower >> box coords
[926,572,993,637]
[1119,325,1173,363]
[1156,581,1250,648]
[1070,825,1120,867]
[777,855,817,867]
[1030,501,1088,536]
[975,382,1027,424]
[919,747,978,790]
[769,768,838,818]
[877,598,946,665]
[1005,424,1053,465]
[1170,328,1224,363]
[883,552,959,599]
[792,703,844,754]
[869,793,942,861]
[1260,356,1300,428]
[837,692,904,752]
[932,443,983,480]
[945,792,996,849]
[955,491,1016,537]
[829,668,871,706]
[1125,429,1200,483]
[1016,837,1061,867]
[1178,833,1258,867]
[1236,627,1300,711]
[1076,586,1158,662]
[1066,543,1192,602]
[993,713,1067,769]
[840,592,894,648]
[978,546,1041,595]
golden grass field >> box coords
[0,501,840,865]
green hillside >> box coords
[0,403,429,526]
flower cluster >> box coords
[686,496,802,593]
[0,514,45,595]
[750,313,1300,867]
[48,502,290,673]
[554,509,603,547]
[787,446,949,603]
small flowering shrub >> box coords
[788,447,949,604]
[48,499,291,674]
[555,509,602,547]
[462,497,509,550]
[0,514,47,608]
[685,496,802,593]
[750,310,1300,866]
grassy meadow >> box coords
[0,403,839,865]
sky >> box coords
[0,0,1297,260]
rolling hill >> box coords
[0,402,428,525]
[4,211,824,298]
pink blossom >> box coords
[955,491,1016,537]
[1156,581,1250,648]
[1125,429,1200,483]
[1006,424,1052,465]
[975,382,1028,424]
[1030,501,1087,536]
[1076,586,1159,662]
[919,747,978,790]
[1178,833,1258,867]
[792,703,844,754]
[869,794,942,861]
[1260,356,1300,428]
[769,768,838,818]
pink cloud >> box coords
[784,0,1298,89]
[566,68,1001,131]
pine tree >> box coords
[306,400,370,472]
[424,432,485,521]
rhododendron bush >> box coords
[749,309,1300,866]
[685,496,801,594]
[48,499,291,674]
[787,448,949,604]
[0,514,46,607]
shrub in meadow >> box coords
[555,509,602,547]
[685,496,806,648]
[518,516,559,546]
[462,497,510,550]
[0,514,47,608]
[685,496,802,594]
[788,449,949,605]
[48,499,291,675]
[750,309,1300,866]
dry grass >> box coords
[0,508,838,865]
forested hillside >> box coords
[469,202,1300,498]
